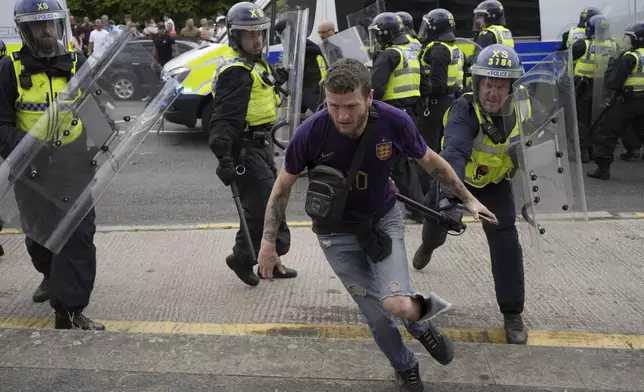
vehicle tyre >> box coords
[112,72,143,101]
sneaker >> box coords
[55,311,105,331]
[32,277,50,303]
[503,313,528,345]
[415,320,455,365]
[395,363,424,392]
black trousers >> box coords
[15,182,97,313]
[593,96,644,166]
[421,179,525,315]
[230,146,291,267]
[575,82,594,154]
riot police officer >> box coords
[558,7,601,51]
[396,11,422,57]
[0,0,103,330]
[413,44,528,345]
[571,15,617,162]
[368,12,425,221]
[473,0,514,49]
[209,1,297,286]
[589,22,644,180]
[417,9,464,154]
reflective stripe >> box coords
[575,39,616,79]
[567,27,586,47]
[420,41,463,88]
[624,48,644,91]
[483,25,514,48]
[382,44,421,101]
[394,67,421,76]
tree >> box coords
[67,0,239,24]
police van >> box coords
[159,0,644,131]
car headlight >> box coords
[169,66,191,83]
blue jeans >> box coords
[317,204,432,372]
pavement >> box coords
[1,218,644,391]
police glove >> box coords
[274,68,289,86]
[216,156,238,186]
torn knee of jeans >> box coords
[348,284,367,296]
[388,281,401,293]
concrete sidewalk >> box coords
[0,218,643,339]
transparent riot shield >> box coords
[0,31,183,253]
[455,38,482,91]
[320,26,371,66]
[346,0,385,53]
[274,9,308,151]
[504,49,588,256]
[591,16,618,125]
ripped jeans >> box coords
[317,204,430,372]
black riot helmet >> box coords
[0,40,6,56]
[473,0,506,32]
[368,12,404,56]
[470,44,523,107]
[226,1,271,60]
[578,7,601,28]
[418,8,456,44]
[396,11,416,36]
[624,22,644,50]
[14,0,69,57]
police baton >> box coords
[230,179,256,263]
[395,193,467,234]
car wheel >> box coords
[201,100,213,136]
[112,73,140,100]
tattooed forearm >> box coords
[262,193,289,244]
[430,167,472,201]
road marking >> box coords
[0,213,642,235]
[0,317,641,350]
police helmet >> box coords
[368,12,404,55]
[396,11,416,36]
[473,0,506,32]
[226,1,271,59]
[624,22,644,50]
[578,7,601,28]
[418,9,456,43]
[470,44,523,106]
[585,14,608,39]
[0,40,6,56]
[14,0,69,57]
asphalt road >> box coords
[88,113,644,226]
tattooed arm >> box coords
[416,147,475,203]
[260,166,299,249]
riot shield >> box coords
[0,31,183,253]
[320,26,371,66]
[504,49,588,255]
[591,16,618,125]
[346,0,384,53]
[280,9,309,140]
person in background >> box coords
[153,23,177,67]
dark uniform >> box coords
[588,22,644,180]
[557,7,600,51]
[396,11,422,58]
[0,0,103,330]
[473,0,515,49]
[209,2,297,286]
[413,44,528,345]
[0,39,5,257]
[368,12,424,221]
[571,15,617,162]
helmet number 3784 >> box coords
[488,50,512,67]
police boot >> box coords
[581,149,591,163]
[258,266,298,280]
[620,150,639,161]
[32,277,50,303]
[587,165,610,180]
[395,363,425,392]
[415,320,455,365]
[226,254,260,287]
[412,243,434,270]
[55,311,105,331]
[503,313,528,345]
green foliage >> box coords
[66,0,240,24]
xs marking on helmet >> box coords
[488,50,512,66]
[249,9,264,18]
[37,2,49,10]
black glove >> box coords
[216,156,237,186]
[274,68,289,86]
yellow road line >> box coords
[0,317,642,350]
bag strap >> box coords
[343,106,379,189]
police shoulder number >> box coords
[488,49,512,67]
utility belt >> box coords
[622,86,644,99]
[304,107,391,262]
[240,124,271,148]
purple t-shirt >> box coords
[284,100,428,222]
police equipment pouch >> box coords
[481,120,506,144]
[305,107,379,221]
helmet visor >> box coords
[230,24,270,59]
[417,17,431,42]
[473,10,489,32]
[16,12,68,57]
[623,33,634,51]
[368,28,383,58]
